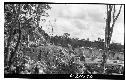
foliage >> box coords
[4,4,124,75]
[4,45,86,74]
[50,34,123,52]
[4,3,51,69]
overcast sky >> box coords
[40,4,124,45]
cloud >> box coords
[41,4,124,45]
[54,18,80,35]
[51,4,106,22]
[111,23,124,44]
[51,4,87,20]
[87,10,105,23]
[72,20,89,30]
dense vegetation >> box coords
[4,4,124,75]
[50,34,124,52]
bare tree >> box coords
[103,5,122,74]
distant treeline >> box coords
[49,34,124,52]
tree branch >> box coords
[112,5,115,21]
[110,5,122,39]
[114,5,122,21]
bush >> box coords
[5,45,86,74]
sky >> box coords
[40,4,124,45]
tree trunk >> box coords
[5,28,13,66]
[8,4,21,67]
[103,5,112,74]
[9,29,21,66]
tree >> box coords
[98,37,101,42]
[87,38,89,41]
[62,33,70,47]
[4,4,21,66]
[4,4,51,67]
[63,33,70,38]
[103,5,122,74]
